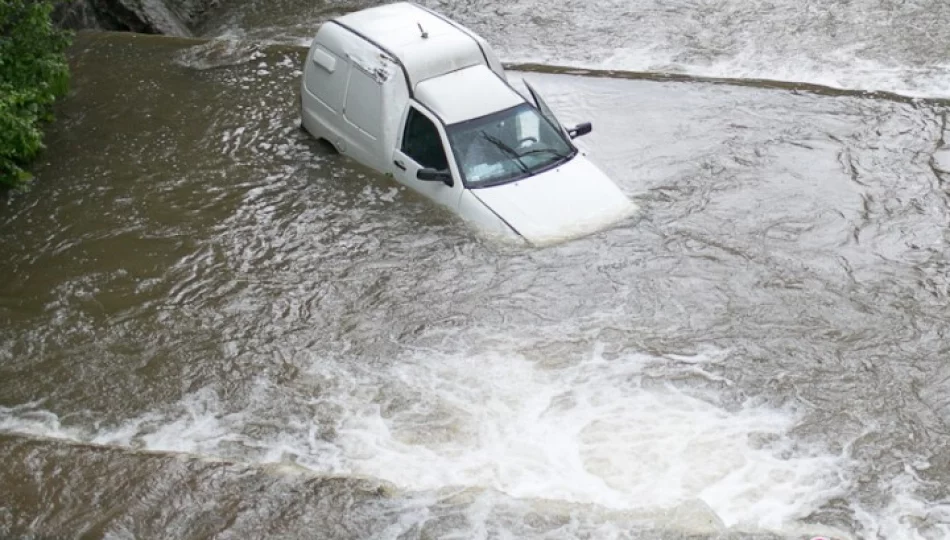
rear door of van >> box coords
[302,38,348,146]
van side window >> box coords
[402,108,448,171]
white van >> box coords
[300,2,636,245]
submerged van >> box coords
[300,2,636,245]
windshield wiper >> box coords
[519,147,571,160]
[479,131,528,173]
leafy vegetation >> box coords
[1,0,70,188]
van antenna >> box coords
[417,22,428,39]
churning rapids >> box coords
[3,1,950,539]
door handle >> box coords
[393,160,406,171]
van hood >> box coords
[472,155,637,245]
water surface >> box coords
[2,24,950,540]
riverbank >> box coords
[54,0,221,35]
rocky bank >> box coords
[54,0,220,36]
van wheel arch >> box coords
[317,138,340,154]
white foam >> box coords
[0,402,89,441]
[0,345,854,535]
[311,348,846,532]
[853,468,950,540]
[289,24,950,98]
[662,50,950,100]
[8,346,941,538]
[504,44,950,99]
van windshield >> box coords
[446,103,575,188]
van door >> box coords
[392,105,463,210]
[340,61,384,170]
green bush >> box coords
[0,0,70,188]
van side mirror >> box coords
[568,122,592,139]
[417,167,454,187]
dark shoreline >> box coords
[53,0,223,36]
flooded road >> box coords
[3,6,950,539]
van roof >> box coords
[335,2,487,87]
[416,65,525,125]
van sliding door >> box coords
[340,63,383,169]
[343,65,382,139]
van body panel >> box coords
[343,66,382,139]
[301,24,351,149]
[380,69,410,174]
[335,2,492,87]
[458,190,522,241]
[398,35,484,89]
[470,156,638,245]
[303,45,347,114]
[302,20,404,171]
[338,63,382,170]
[415,65,524,125]
[412,2,507,82]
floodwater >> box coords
[3,1,950,538]
[201,0,950,97]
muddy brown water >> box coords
[2,30,950,539]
